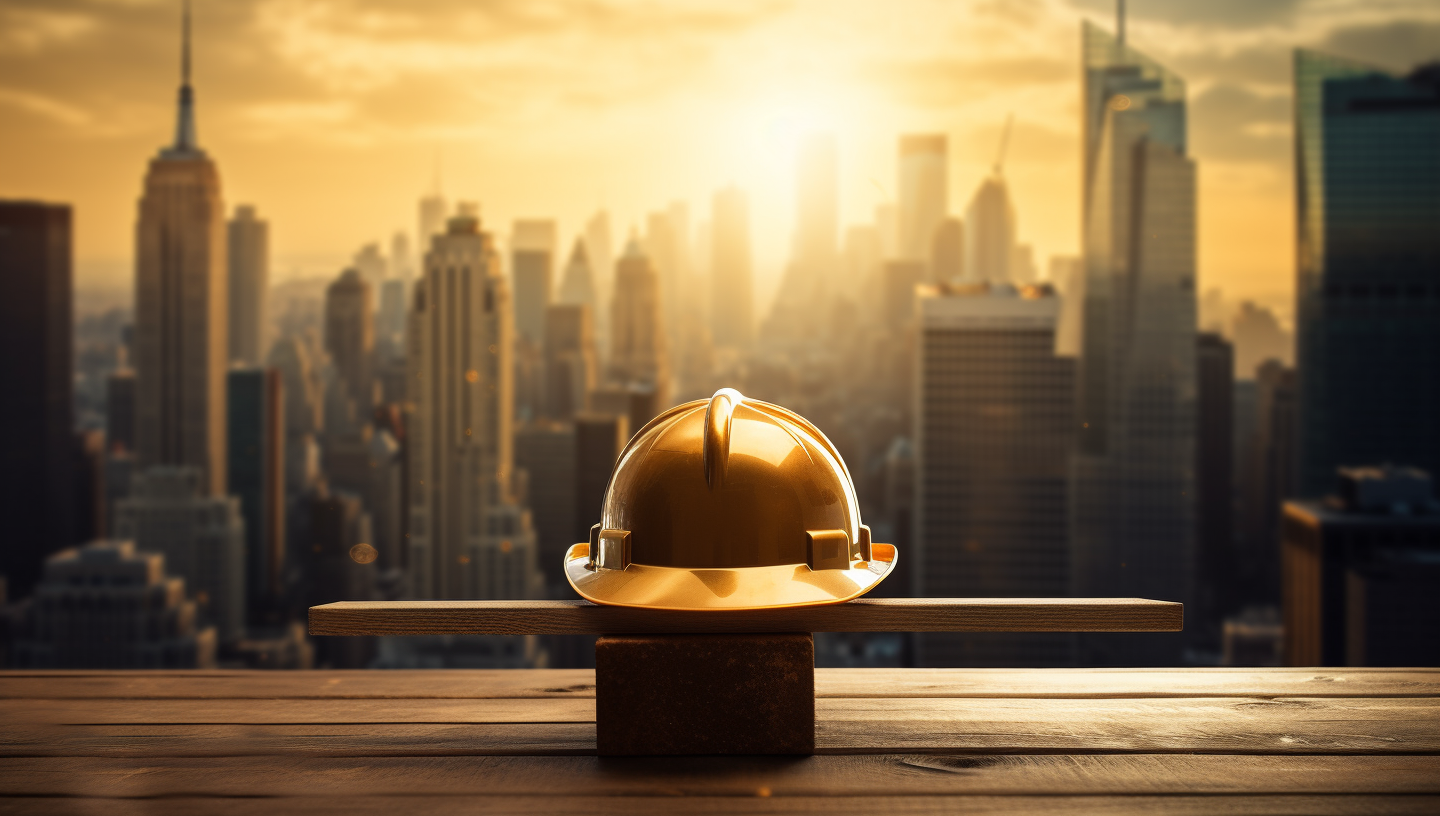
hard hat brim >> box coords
[563,543,898,610]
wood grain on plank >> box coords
[2,794,1436,816]
[4,697,1436,756]
[308,598,1183,636]
[0,669,597,700]
[3,755,1439,798]
[0,723,596,758]
[2,668,1436,701]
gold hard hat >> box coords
[564,388,897,610]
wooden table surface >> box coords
[2,667,1438,814]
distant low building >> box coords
[12,540,216,669]
[1282,466,1440,667]
[112,467,245,641]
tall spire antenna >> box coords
[171,0,198,153]
[182,0,191,85]
[1117,0,1126,50]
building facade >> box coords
[963,175,1015,284]
[914,283,1076,666]
[1282,466,1440,666]
[1293,52,1440,496]
[897,135,948,265]
[324,268,375,412]
[226,367,285,626]
[1072,21,1198,665]
[133,21,228,496]
[610,239,670,408]
[113,467,245,640]
[227,204,268,366]
[12,540,216,669]
[0,200,74,599]
[407,208,539,600]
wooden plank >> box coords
[2,794,1437,816]
[816,696,1440,755]
[0,723,597,758]
[308,598,1183,636]
[816,668,1440,699]
[4,697,1436,756]
[3,755,1439,798]
[0,669,597,700]
[3,668,1437,701]
[0,698,595,725]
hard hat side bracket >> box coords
[806,529,851,570]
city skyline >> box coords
[4,1,1438,312]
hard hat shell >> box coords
[564,388,897,609]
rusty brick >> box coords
[595,633,815,756]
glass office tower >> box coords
[1294,52,1440,496]
[1073,22,1198,665]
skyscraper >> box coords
[583,210,614,315]
[418,193,447,252]
[267,335,323,496]
[1239,360,1298,607]
[514,422,576,591]
[352,243,387,299]
[610,238,670,409]
[106,370,137,454]
[1293,52,1440,495]
[1195,332,1235,643]
[226,367,285,626]
[574,412,628,539]
[134,5,228,496]
[227,204,268,366]
[0,200,73,600]
[963,175,1016,283]
[324,268,374,412]
[897,134,947,264]
[710,187,754,349]
[511,219,557,347]
[408,207,538,600]
[780,134,840,311]
[544,303,598,420]
[390,231,412,282]
[914,283,1076,666]
[1073,20,1197,664]
[930,217,963,283]
[557,238,598,315]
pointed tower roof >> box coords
[558,237,597,308]
[164,1,202,158]
[622,233,646,259]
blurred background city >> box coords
[1,0,1437,670]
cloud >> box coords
[876,56,1073,107]
[0,86,92,125]
[1320,20,1440,71]
[1190,82,1290,164]
[0,6,97,54]
[1067,0,1302,28]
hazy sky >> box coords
[2,0,1438,311]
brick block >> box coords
[594,632,814,756]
